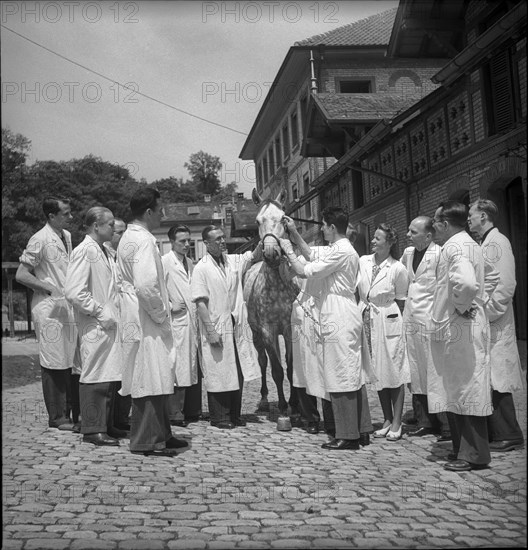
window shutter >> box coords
[489,49,515,133]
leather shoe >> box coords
[57,422,76,431]
[166,436,188,449]
[107,427,128,439]
[321,438,360,450]
[305,423,319,435]
[211,421,235,430]
[170,419,189,428]
[489,439,524,452]
[72,422,81,434]
[447,453,458,461]
[443,459,488,472]
[408,427,435,437]
[359,433,370,446]
[132,448,178,456]
[437,433,452,442]
[83,432,119,446]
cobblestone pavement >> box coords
[2,337,527,549]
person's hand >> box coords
[279,238,294,256]
[46,285,62,299]
[171,300,187,314]
[281,216,298,236]
[206,328,223,347]
[95,306,117,331]
[456,305,477,319]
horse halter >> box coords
[261,232,286,265]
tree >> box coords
[150,177,203,204]
[215,181,239,202]
[184,151,222,195]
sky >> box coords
[1,0,398,196]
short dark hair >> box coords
[168,224,191,241]
[321,206,348,234]
[130,187,161,218]
[202,224,222,241]
[42,197,70,219]
[470,199,498,224]
[437,201,468,228]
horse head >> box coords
[253,188,287,266]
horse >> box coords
[243,188,301,420]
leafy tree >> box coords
[215,181,239,202]
[184,151,222,195]
[149,177,203,204]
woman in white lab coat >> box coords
[358,223,410,441]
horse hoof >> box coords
[277,417,292,431]
[257,400,270,412]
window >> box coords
[300,95,308,134]
[291,111,299,147]
[303,173,311,218]
[188,241,196,261]
[483,46,518,135]
[263,154,268,183]
[274,137,281,169]
[351,168,364,209]
[292,182,298,200]
[282,124,290,159]
[338,80,372,93]
[268,145,275,176]
[258,163,264,192]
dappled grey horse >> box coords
[243,189,300,419]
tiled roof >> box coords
[314,93,423,121]
[294,7,398,47]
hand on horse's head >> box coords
[279,238,294,256]
[281,216,298,235]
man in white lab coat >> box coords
[400,216,450,441]
[468,199,524,452]
[16,197,77,431]
[104,218,133,431]
[280,207,374,451]
[65,207,125,446]
[117,188,187,455]
[162,224,199,428]
[191,225,261,429]
[430,200,492,472]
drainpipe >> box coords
[309,50,318,94]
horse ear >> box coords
[275,189,286,205]
[252,188,262,205]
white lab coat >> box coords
[400,242,442,395]
[19,223,77,370]
[428,231,492,417]
[117,224,175,398]
[162,251,198,387]
[481,228,523,393]
[303,238,374,393]
[291,246,330,400]
[191,251,260,393]
[357,254,410,391]
[104,242,140,371]
[65,235,123,383]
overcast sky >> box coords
[1,0,397,196]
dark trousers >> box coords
[69,373,80,424]
[413,393,451,436]
[184,365,203,420]
[41,366,72,427]
[487,390,524,442]
[168,387,186,422]
[79,381,118,434]
[447,412,491,465]
[130,394,172,452]
[113,381,132,428]
[208,340,244,424]
[331,385,373,440]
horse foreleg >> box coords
[266,334,288,416]
[284,326,301,422]
[253,332,269,412]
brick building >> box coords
[290,0,527,336]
